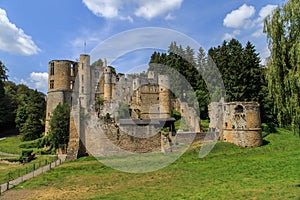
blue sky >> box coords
[0,0,286,93]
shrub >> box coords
[171,110,181,120]
[19,149,35,163]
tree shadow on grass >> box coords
[262,139,270,146]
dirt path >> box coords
[0,152,18,157]
[0,189,36,200]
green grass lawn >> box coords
[0,134,57,184]
[0,135,42,155]
[3,128,300,200]
[0,155,58,183]
[0,135,23,154]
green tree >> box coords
[20,113,43,141]
[242,41,262,101]
[16,88,46,141]
[264,0,300,133]
[196,47,210,119]
[48,103,70,149]
[91,58,103,67]
[0,61,8,129]
[208,39,263,102]
[0,61,8,94]
[4,82,18,125]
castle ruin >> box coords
[46,54,201,159]
[208,99,263,147]
[46,53,262,159]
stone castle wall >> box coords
[46,54,201,159]
[208,101,262,147]
[180,102,201,133]
[158,75,171,118]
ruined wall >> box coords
[47,55,191,159]
[80,117,161,157]
[208,101,224,133]
[208,101,262,147]
[180,102,201,133]
[129,74,171,119]
[222,102,262,147]
[131,85,160,118]
[158,75,171,118]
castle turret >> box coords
[211,101,263,147]
[103,63,113,101]
[158,75,171,118]
[78,54,91,109]
[45,60,77,134]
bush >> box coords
[105,113,111,120]
[19,139,38,149]
[19,149,35,163]
[171,110,181,120]
[19,137,47,149]
[35,148,53,155]
[261,123,277,136]
[21,149,33,156]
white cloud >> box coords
[29,72,48,91]
[223,4,255,28]
[222,30,241,41]
[257,4,278,21]
[0,8,40,55]
[251,29,263,38]
[251,4,278,38]
[120,15,133,23]
[82,0,183,20]
[82,0,121,18]
[135,0,183,20]
[223,4,278,39]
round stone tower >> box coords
[222,102,262,147]
[104,66,112,101]
[158,75,171,118]
[45,60,77,134]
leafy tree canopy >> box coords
[48,103,70,149]
[264,0,300,133]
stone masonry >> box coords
[208,99,262,147]
[46,54,201,159]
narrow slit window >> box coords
[50,63,54,75]
[50,80,54,89]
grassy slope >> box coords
[0,155,58,183]
[0,135,23,154]
[5,128,300,200]
[0,135,57,183]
